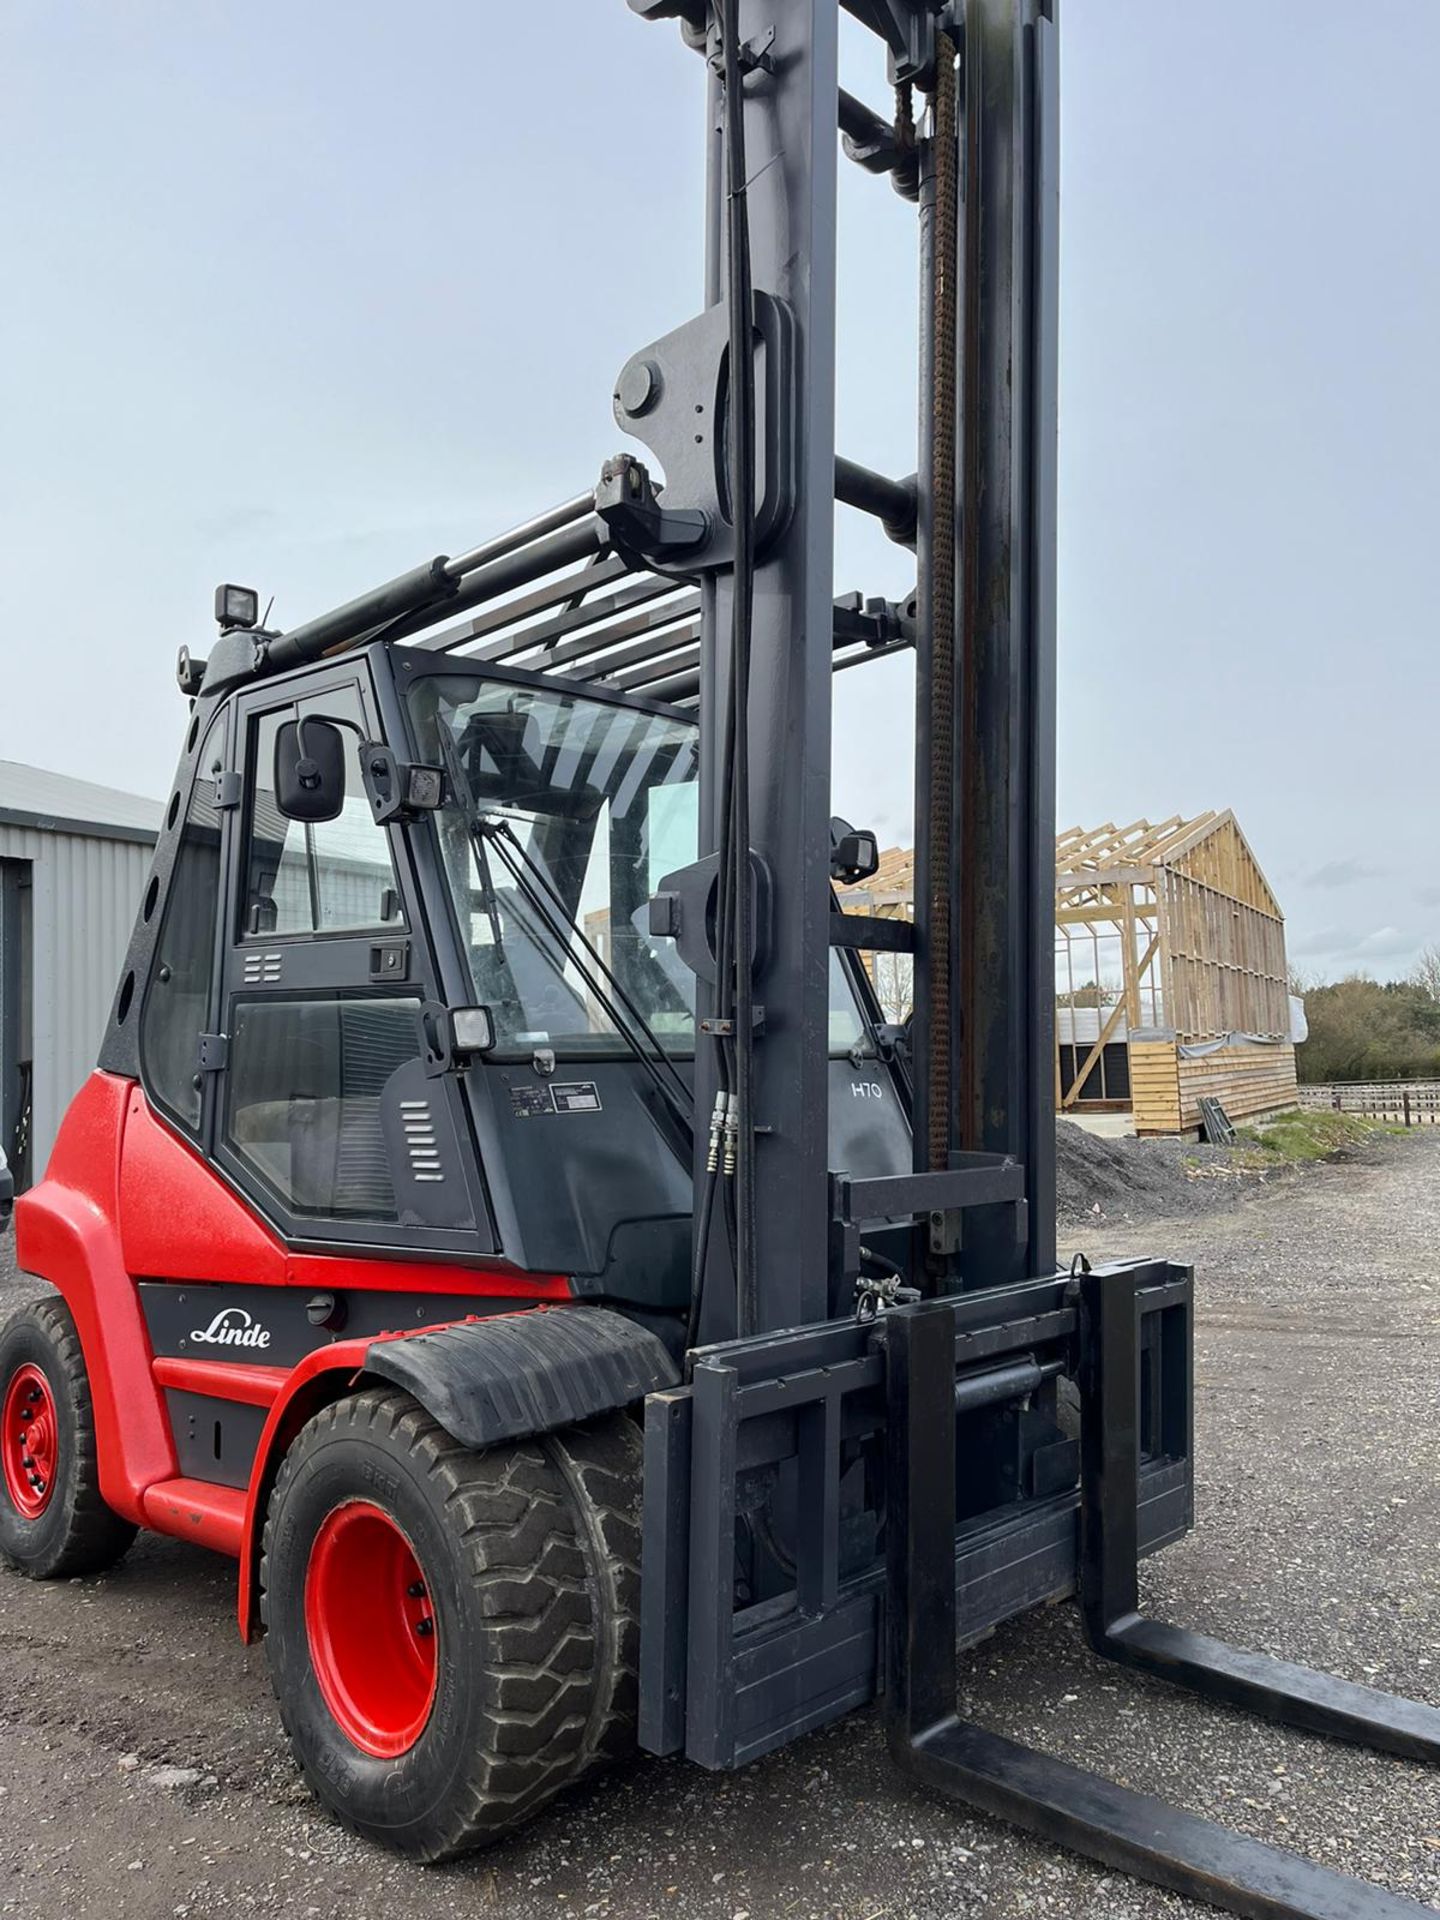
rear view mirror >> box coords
[275,718,346,822]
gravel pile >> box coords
[1056,1119,1284,1227]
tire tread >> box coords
[259,1389,642,1860]
[0,1294,136,1579]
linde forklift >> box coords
[3,3,1436,1912]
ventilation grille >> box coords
[399,1098,445,1183]
[242,951,283,984]
[334,1002,419,1215]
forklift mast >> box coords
[636,0,1060,1335]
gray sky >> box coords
[3,2,1435,982]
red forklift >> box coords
[3,4,1435,1913]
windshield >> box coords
[408,673,871,1059]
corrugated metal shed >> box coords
[0,760,160,1185]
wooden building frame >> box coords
[844,817,1297,1136]
[1055,811,1296,1133]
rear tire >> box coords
[260,1389,641,1860]
[0,1295,137,1579]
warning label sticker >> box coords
[508,1084,552,1118]
[549,1081,603,1114]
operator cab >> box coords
[120,640,911,1319]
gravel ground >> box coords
[1,1131,1437,1919]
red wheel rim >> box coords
[304,1500,439,1758]
[2,1364,58,1520]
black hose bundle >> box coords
[688,0,759,1349]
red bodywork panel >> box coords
[234,1337,375,1640]
[15,1072,574,1636]
[115,1080,564,1299]
[16,1075,178,1519]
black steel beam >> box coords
[568,619,703,684]
[635,666,701,706]
[639,1388,693,1758]
[689,0,841,1339]
[609,643,701,693]
[258,492,605,676]
[264,557,458,672]
[884,1301,960,1744]
[476,575,691,665]
[692,1266,1090,1387]
[828,914,915,953]
[444,490,596,578]
[834,455,917,544]
[1113,1620,1440,1763]
[836,1159,1024,1222]
[623,592,913,703]
[952,0,1059,1285]
[833,636,913,673]
[1079,1266,1440,1765]
[386,515,608,644]
[900,1722,1431,1920]
[838,0,934,83]
[417,553,634,655]
[838,87,920,198]
[838,85,898,153]
[884,1291,1436,1920]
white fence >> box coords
[1298,1080,1440,1126]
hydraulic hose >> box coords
[689,0,759,1349]
[721,0,759,1339]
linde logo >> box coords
[189,1307,273,1351]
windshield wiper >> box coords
[432,721,693,1140]
[477,816,694,1133]
[472,824,507,958]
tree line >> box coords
[1295,948,1440,1083]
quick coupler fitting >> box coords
[705,1092,728,1175]
[722,1094,739,1176]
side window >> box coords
[225,996,423,1219]
[243,688,403,938]
[140,725,225,1133]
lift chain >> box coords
[923,33,960,1175]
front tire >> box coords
[260,1389,641,1860]
[0,1295,137,1579]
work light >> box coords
[214,583,260,630]
[451,1007,496,1055]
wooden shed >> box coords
[1055,811,1297,1135]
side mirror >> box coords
[829,815,880,886]
[275,719,346,822]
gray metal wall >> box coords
[0,821,153,1180]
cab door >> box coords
[212,666,493,1253]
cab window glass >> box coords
[140,720,225,1132]
[244,687,403,938]
[225,995,422,1219]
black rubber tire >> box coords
[260,1389,642,1861]
[0,1295,138,1579]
